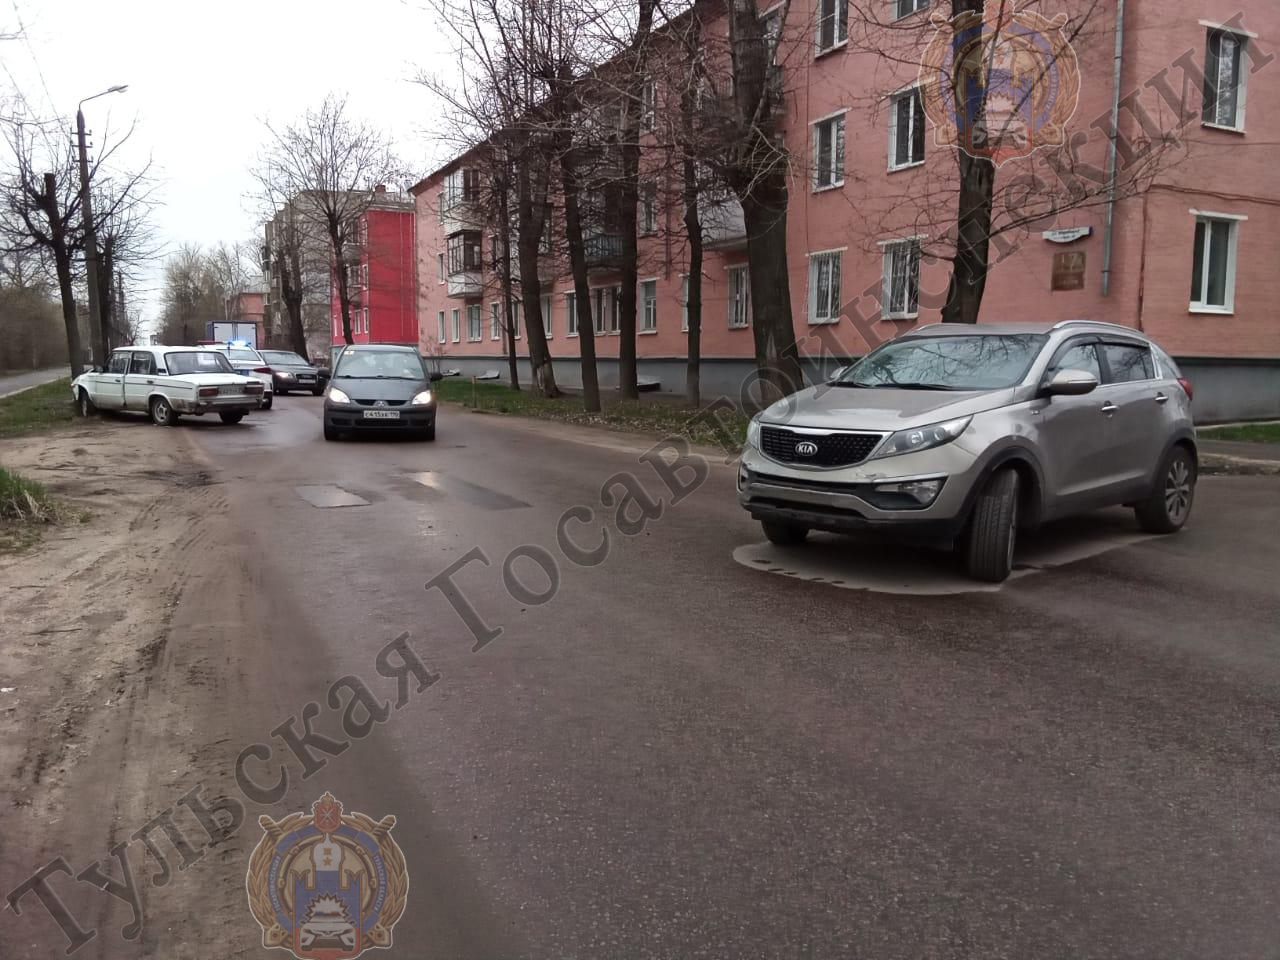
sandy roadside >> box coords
[0,417,274,958]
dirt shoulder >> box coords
[0,419,275,958]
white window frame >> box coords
[490,301,501,340]
[727,265,750,328]
[680,275,689,332]
[640,279,658,333]
[592,285,620,335]
[1188,210,1245,314]
[812,110,846,191]
[437,310,446,343]
[640,182,658,236]
[887,86,925,171]
[640,79,657,133]
[892,0,928,21]
[437,252,445,283]
[451,308,461,343]
[363,307,369,334]
[807,248,844,324]
[1201,26,1250,132]
[511,300,522,339]
[467,303,482,342]
[880,238,922,320]
[815,0,847,55]
[565,292,579,337]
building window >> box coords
[1190,214,1241,312]
[593,286,620,334]
[491,302,501,340]
[641,280,658,332]
[362,263,368,288]
[467,304,482,341]
[728,265,750,328]
[809,250,842,324]
[893,0,928,20]
[681,275,689,332]
[446,231,482,274]
[888,87,925,170]
[640,182,658,235]
[444,168,480,209]
[641,79,656,132]
[512,300,522,339]
[437,193,445,224]
[363,308,369,333]
[490,234,501,270]
[1204,29,1247,129]
[437,253,445,283]
[816,0,847,53]
[541,295,553,338]
[813,113,846,190]
[451,308,461,343]
[437,310,446,343]
[539,217,553,255]
[883,239,921,319]
[566,292,579,336]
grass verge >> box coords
[0,378,76,438]
[435,377,749,450]
[0,467,86,554]
[1199,422,1280,445]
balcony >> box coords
[702,198,747,250]
[446,271,483,299]
[584,232,624,272]
[441,200,483,236]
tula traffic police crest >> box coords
[919,0,1081,166]
[246,793,408,959]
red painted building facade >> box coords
[330,192,417,347]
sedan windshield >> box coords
[335,351,425,380]
[166,351,234,375]
[226,349,261,362]
[263,352,309,366]
[839,334,1047,391]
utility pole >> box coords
[75,85,127,367]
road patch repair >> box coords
[407,471,530,510]
[295,484,370,508]
[733,507,1160,595]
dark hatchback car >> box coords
[323,344,441,441]
[260,350,324,395]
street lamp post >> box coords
[76,84,127,367]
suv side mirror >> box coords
[429,371,444,382]
[828,365,849,383]
[1044,368,1099,397]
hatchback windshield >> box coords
[262,351,309,366]
[335,350,425,380]
[166,351,234,375]
[839,334,1047,391]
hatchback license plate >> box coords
[363,409,400,420]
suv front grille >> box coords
[759,426,883,467]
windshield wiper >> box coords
[884,382,956,391]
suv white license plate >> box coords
[363,409,400,420]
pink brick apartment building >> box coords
[330,188,418,348]
[412,0,1280,421]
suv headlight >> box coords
[410,389,434,406]
[871,416,971,460]
[745,415,762,449]
[327,386,351,404]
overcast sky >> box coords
[4,0,456,327]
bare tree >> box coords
[257,96,404,345]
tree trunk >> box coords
[40,174,85,378]
[940,145,996,325]
[559,143,600,413]
[739,183,802,401]
[330,224,354,344]
[516,160,559,396]
[97,238,115,351]
[498,187,520,390]
[281,246,309,357]
[681,112,703,408]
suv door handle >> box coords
[1100,402,1118,415]
[1154,393,1169,404]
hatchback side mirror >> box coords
[1044,368,1099,396]
[429,371,444,382]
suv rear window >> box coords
[1101,343,1155,383]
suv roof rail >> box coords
[1049,319,1141,334]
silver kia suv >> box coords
[738,320,1198,582]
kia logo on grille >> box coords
[795,441,819,457]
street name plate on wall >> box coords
[1052,251,1087,291]
[1042,227,1093,244]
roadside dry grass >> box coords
[436,377,750,449]
[1199,421,1280,444]
[0,378,75,438]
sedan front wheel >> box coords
[150,396,179,427]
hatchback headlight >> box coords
[746,415,762,449]
[410,389,435,406]
[327,386,351,404]
[871,416,971,460]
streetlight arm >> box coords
[78,85,128,111]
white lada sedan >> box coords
[71,345,265,426]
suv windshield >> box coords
[334,351,425,380]
[166,351,234,375]
[840,334,1047,391]
[263,351,308,365]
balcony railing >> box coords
[702,198,747,250]
[446,271,483,299]
[584,232,624,271]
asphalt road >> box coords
[0,366,69,399]
[155,398,1280,957]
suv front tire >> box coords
[964,468,1020,583]
[761,520,809,546]
[1135,446,1196,534]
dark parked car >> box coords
[323,344,442,442]
[260,350,324,395]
